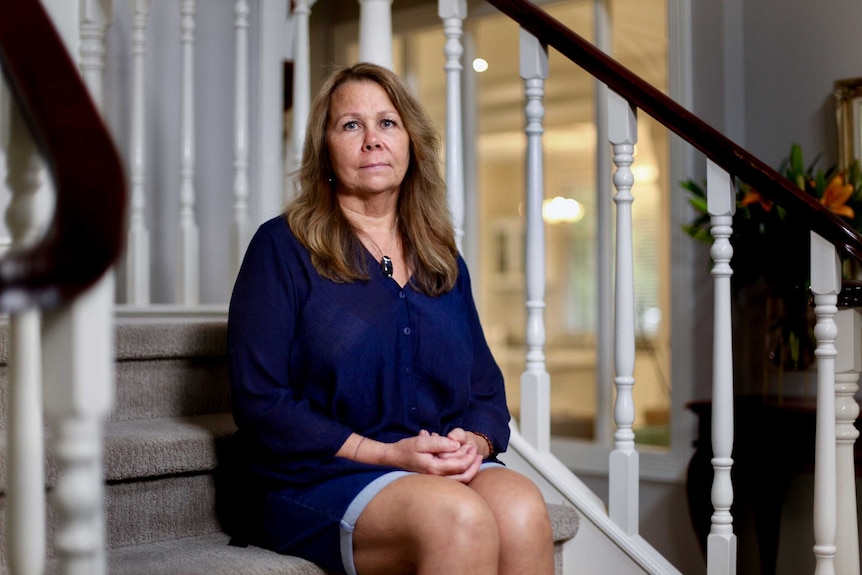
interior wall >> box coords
[741,0,862,168]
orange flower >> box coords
[740,188,773,212]
[820,173,855,218]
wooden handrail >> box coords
[0,0,126,312]
[485,0,862,262]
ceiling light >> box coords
[542,196,584,224]
[472,58,489,73]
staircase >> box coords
[4,1,862,574]
[0,316,580,575]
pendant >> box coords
[381,255,394,278]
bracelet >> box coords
[473,431,494,457]
[353,436,366,461]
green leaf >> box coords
[688,196,708,213]
[680,179,706,197]
[790,143,804,176]
[814,170,826,198]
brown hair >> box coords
[286,63,458,296]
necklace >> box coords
[356,223,398,278]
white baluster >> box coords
[41,4,116,574]
[230,0,251,279]
[178,0,200,305]
[518,29,550,452]
[126,0,151,305]
[80,0,112,105]
[593,0,613,445]
[705,159,736,575]
[287,0,312,195]
[811,231,839,575]
[607,89,638,535]
[3,92,48,575]
[0,83,9,255]
[358,0,392,69]
[438,0,465,253]
[833,303,861,575]
[43,278,115,575]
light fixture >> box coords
[542,196,584,224]
[472,58,489,73]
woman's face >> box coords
[326,80,410,200]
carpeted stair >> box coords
[0,316,579,574]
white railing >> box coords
[118,0,288,306]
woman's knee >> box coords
[471,469,553,541]
[418,480,501,553]
[353,475,500,572]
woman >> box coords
[228,62,554,575]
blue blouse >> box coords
[227,215,511,487]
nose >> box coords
[363,131,382,150]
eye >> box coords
[343,120,359,130]
[380,118,397,128]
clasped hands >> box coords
[394,428,485,483]
[343,428,489,483]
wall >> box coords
[742,0,862,168]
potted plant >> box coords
[683,144,862,394]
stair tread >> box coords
[105,508,577,575]
[108,532,329,575]
[548,501,579,541]
[0,413,237,492]
[115,319,227,360]
[103,414,237,481]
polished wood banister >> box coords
[0,0,126,312]
[485,0,862,262]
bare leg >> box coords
[352,474,500,575]
[468,467,555,575]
